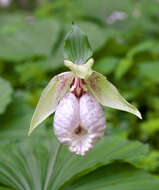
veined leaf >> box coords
[65,163,159,190]
[28,72,74,135]
[86,72,142,119]
[0,186,14,190]
[0,14,60,61]
[0,136,148,190]
[0,97,45,146]
[0,77,12,114]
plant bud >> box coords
[54,92,106,156]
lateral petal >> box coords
[86,71,142,119]
[28,72,74,135]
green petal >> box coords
[28,72,74,135]
[86,71,142,119]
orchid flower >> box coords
[28,25,141,156]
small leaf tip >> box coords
[137,110,142,119]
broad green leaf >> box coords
[0,14,60,61]
[28,72,74,135]
[0,135,148,190]
[64,24,93,65]
[0,77,12,114]
[0,97,45,146]
[65,163,159,190]
[86,72,142,119]
[0,186,13,190]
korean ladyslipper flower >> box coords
[28,25,141,156]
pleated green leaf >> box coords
[0,98,45,146]
[65,163,159,190]
[0,135,149,190]
[0,186,14,190]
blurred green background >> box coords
[0,0,159,189]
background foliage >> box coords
[0,0,159,189]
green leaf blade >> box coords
[0,14,60,61]
[65,163,159,190]
[0,136,149,190]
